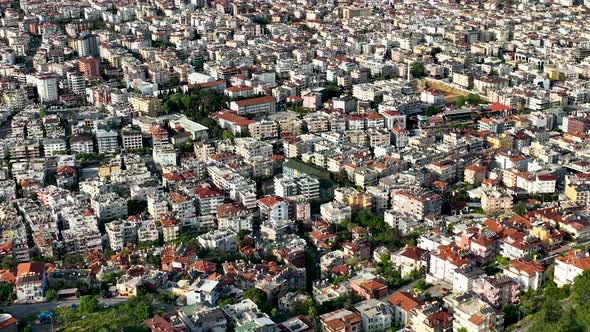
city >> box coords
[0,0,588,331]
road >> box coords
[0,297,128,320]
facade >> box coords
[554,251,590,287]
[15,262,46,303]
[229,95,276,115]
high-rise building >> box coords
[76,32,99,57]
[36,73,58,102]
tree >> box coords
[495,256,510,266]
[0,256,15,270]
[410,62,425,78]
[45,288,57,301]
[466,93,483,105]
[0,283,11,302]
[243,287,268,308]
[80,295,99,313]
[128,200,148,216]
[512,201,528,216]
[424,105,441,117]
[572,269,590,306]
[455,96,466,108]
[222,130,233,140]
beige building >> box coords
[129,96,163,116]
[481,189,512,212]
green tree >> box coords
[466,93,482,105]
[512,201,528,216]
[222,130,233,140]
[495,256,510,266]
[572,269,590,306]
[0,256,15,270]
[127,200,148,216]
[424,105,441,117]
[80,295,99,313]
[410,62,425,78]
[243,287,268,308]
[455,96,466,108]
[0,283,11,301]
[45,288,57,301]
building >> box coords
[428,244,471,284]
[502,259,545,291]
[153,144,177,168]
[15,262,46,303]
[387,291,420,328]
[79,57,99,78]
[472,275,519,306]
[121,126,143,150]
[565,173,590,207]
[391,190,442,220]
[464,165,486,185]
[129,96,163,116]
[70,133,94,153]
[320,201,352,224]
[444,293,504,332]
[222,299,275,331]
[257,196,290,222]
[354,299,393,332]
[481,189,512,212]
[554,250,590,287]
[96,130,119,153]
[319,309,361,332]
[36,73,58,102]
[194,185,224,216]
[106,220,138,251]
[197,229,237,253]
[274,175,320,200]
[216,203,253,233]
[249,120,278,140]
[392,246,429,278]
[91,193,128,221]
[230,95,276,115]
[177,305,227,332]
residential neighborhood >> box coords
[0,0,588,331]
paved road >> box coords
[0,297,128,320]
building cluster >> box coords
[0,0,588,331]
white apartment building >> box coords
[234,138,273,160]
[137,219,159,243]
[36,73,58,102]
[274,175,320,200]
[91,192,128,221]
[16,262,46,303]
[554,251,590,287]
[148,193,169,219]
[320,201,352,224]
[43,138,67,157]
[197,229,238,253]
[229,95,276,115]
[354,299,394,332]
[106,219,138,250]
[153,143,177,168]
[194,185,224,216]
[444,293,504,332]
[96,130,119,153]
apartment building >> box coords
[197,229,237,253]
[106,219,138,250]
[229,95,276,115]
[15,262,46,303]
[391,189,442,220]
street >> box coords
[0,297,128,320]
